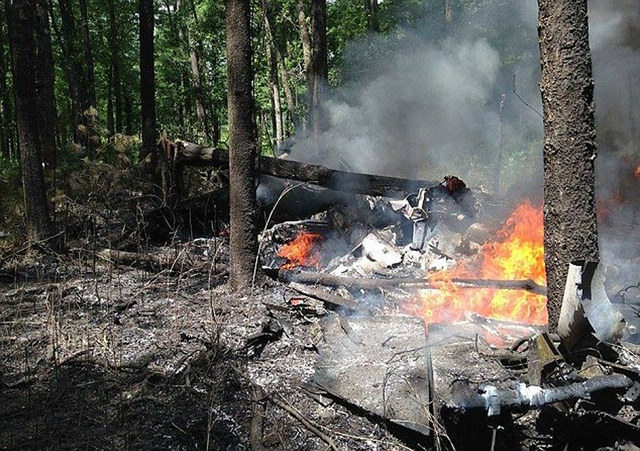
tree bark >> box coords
[226,0,260,289]
[0,6,14,159]
[8,0,53,242]
[537,0,599,331]
[264,16,283,148]
[140,0,170,205]
[309,0,327,138]
[263,1,295,130]
[140,0,157,157]
[34,0,57,170]
[78,0,95,107]
[364,0,379,32]
[296,0,312,131]
[107,0,122,134]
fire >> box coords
[635,166,640,180]
[278,231,323,269]
[412,200,547,325]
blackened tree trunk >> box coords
[8,0,53,241]
[364,0,379,32]
[537,0,599,331]
[57,0,87,146]
[296,0,311,132]
[140,0,162,188]
[34,0,57,169]
[78,0,95,107]
[107,0,122,134]
[0,6,14,159]
[263,0,296,130]
[139,0,156,155]
[309,0,327,137]
[263,4,283,148]
[226,0,260,289]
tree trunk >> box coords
[537,0,599,331]
[78,0,95,107]
[226,0,260,290]
[296,0,312,132]
[0,6,14,159]
[57,0,89,147]
[364,0,379,32]
[8,0,53,242]
[263,1,295,130]
[309,0,327,138]
[139,0,169,204]
[34,0,57,170]
[107,0,122,134]
[186,0,208,140]
[265,20,283,148]
[106,63,114,135]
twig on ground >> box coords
[230,364,339,451]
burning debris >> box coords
[256,176,640,449]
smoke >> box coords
[288,0,544,192]
[293,37,501,181]
[287,1,640,280]
[588,1,640,287]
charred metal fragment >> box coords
[449,374,633,416]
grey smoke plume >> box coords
[289,0,544,191]
[292,37,501,181]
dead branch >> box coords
[279,270,547,296]
[288,282,361,311]
[96,248,173,269]
[230,364,339,451]
[174,139,438,198]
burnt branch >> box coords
[278,270,547,296]
[174,139,438,198]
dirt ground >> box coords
[0,239,424,451]
[2,162,640,450]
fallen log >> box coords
[288,282,361,311]
[278,270,547,296]
[174,139,439,198]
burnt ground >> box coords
[0,240,423,451]
[2,240,640,451]
[2,161,640,450]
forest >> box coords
[2,0,640,450]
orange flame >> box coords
[278,231,323,269]
[412,200,547,325]
[635,165,640,180]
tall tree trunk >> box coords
[309,0,327,141]
[8,0,53,242]
[34,0,57,170]
[0,5,14,159]
[106,63,114,134]
[263,7,283,148]
[57,0,87,146]
[78,0,95,106]
[186,0,208,140]
[140,0,171,206]
[364,0,379,32]
[263,0,296,130]
[107,0,122,133]
[537,0,599,331]
[139,0,157,159]
[226,0,260,289]
[124,91,133,135]
[296,0,311,132]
